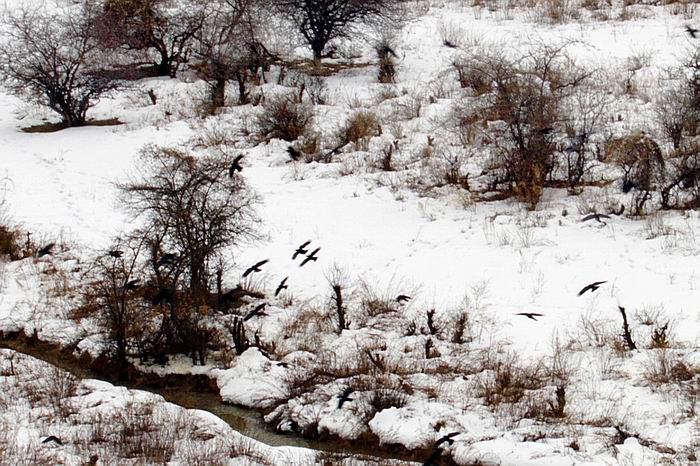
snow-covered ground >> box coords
[0,0,698,465]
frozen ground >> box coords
[0,0,698,465]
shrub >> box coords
[337,110,382,150]
[255,94,314,142]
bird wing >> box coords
[255,259,269,268]
[299,240,312,249]
[577,285,591,296]
[308,247,321,257]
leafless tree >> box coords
[82,237,150,380]
[118,144,261,302]
[194,0,267,111]
[0,2,120,127]
[272,0,404,66]
[98,0,205,77]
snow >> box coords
[0,0,698,464]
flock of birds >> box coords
[514,280,607,321]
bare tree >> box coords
[0,3,120,127]
[273,0,403,66]
[98,0,205,77]
[118,144,261,301]
[82,237,150,380]
[194,0,266,111]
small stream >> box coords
[0,333,419,463]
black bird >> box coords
[514,312,544,321]
[577,281,607,296]
[151,287,175,306]
[242,259,269,277]
[537,126,554,135]
[37,243,55,257]
[434,432,460,448]
[275,277,289,297]
[41,435,63,446]
[123,279,141,291]
[299,248,320,267]
[581,213,611,224]
[292,240,311,260]
[396,294,411,304]
[686,25,699,39]
[107,249,123,258]
[337,387,355,409]
[287,146,302,161]
[622,179,638,193]
[155,253,177,268]
[228,154,244,177]
[276,361,289,368]
[244,303,267,321]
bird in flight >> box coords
[275,277,289,296]
[434,432,459,448]
[41,435,63,446]
[243,259,269,277]
[123,279,141,291]
[686,25,699,39]
[581,213,611,224]
[299,248,320,267]
[514,312,544,321]
[337,387,354,409]
[244,303,267,321]
[37,243,55,257]
[228,154,244,177]
[155,253,177,268]
[292,240,311,260]
[577,281,607,296]
[107,249,123,258]
[396,294,412,304]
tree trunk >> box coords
[211,78,226,113]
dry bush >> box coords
[476,350,546,406]
[453,41,591,207]
[255,94,314,142]
[337,110,382,151]
[604,132,665,214]
[642,350,697,385]
[0,190,25,260]
[375,35,398,84]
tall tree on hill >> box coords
[272,0,404,66]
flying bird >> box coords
[337,387,355,409]
[514,312,544,321]
[155,253,177,268]
[123,279,141,291]
[275,277,289,296]
[299,248,320,267]
[244,303,267,321]
[577,281,607,296]
[686,25,699,39]
[396,294,411,304]
[228,154,244,177]
[107,249,123,258]
[41,435,63,446]
[37,243,55,257]
[581,213,611,224]
[434,432,460,448]
[292,240,311,260]
[242,259,269,277]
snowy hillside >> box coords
[0,0,698,465]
